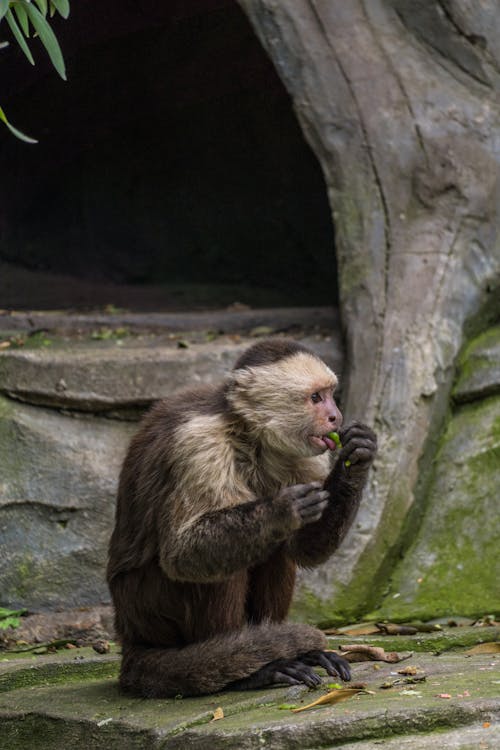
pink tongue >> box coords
[323,436,336,451]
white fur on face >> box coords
[228,352,338,455]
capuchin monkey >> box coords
[107,339,377,697]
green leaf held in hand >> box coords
[327,432,351,467]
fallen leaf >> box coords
[291,687,366,712]
[465,642,500,655]
[211,707,224,721]
[465,641,500,655]
[397,665,423,676]
[338,644,413,663]
[483,722,491,728]
[0,341,11,349]
[405,622,442,633]
[334,622,380,636]
[437,693,452,699]
[376,623,418,636]
[380,681,395,689]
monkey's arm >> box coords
[289,422,377,567]
[159,483,329,583]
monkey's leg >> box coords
[120,621,326,698]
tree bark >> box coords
[239,0,500,617]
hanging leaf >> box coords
[0,105,38,143]
[24,2,66,79]
[50,0,70,19]
[33,0,48,16]
[292,687,366,713]
[13,3,30,37]
[0,0,10,22]
[6,9,35,65]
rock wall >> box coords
[368,325,500,621]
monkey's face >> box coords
[228,351,342,458]
[306,387,343,455]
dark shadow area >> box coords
[0,0,337,311]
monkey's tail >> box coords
[119,621,327,698]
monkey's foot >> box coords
[228,657,323,690]
[298,650,351,682]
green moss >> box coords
[327,625,500,653]
[371,394,500,623]
[453,325,500,401]
[0,658,120,693]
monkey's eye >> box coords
[311,392,323,403]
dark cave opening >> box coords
[0,0,337,312]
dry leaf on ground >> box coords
[291,687,366,713]
[376,623,418,635]
[336,644,413,663]
[465,642,500,655]
[329,622,380,636]
[211,707,224,721]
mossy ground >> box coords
[0,640,498,749]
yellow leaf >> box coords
[211,707,224,721]
[338,644,413,663]
[465,642,500,655]
[334,622,380,636]
[397,665,423,675]
[291,687,365,713]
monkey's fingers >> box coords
[299,650,352,682]
[340,422,377,445]
[295,491,329,523]
[274,661,322,688]
[341,437,377,466]
[290,481,324,498]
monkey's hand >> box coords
[275,482,330,532]
[338,421,377,476]
[298,650,351,681]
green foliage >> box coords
[0,0,70,142]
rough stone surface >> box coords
[368,326,500,622]
[0,396,136,609]
[0,643,498,749]
[453,325,500,403]
[0,333,343,415]
[239,0,500,624]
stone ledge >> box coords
[0,649,498,749]
[0,334,343,414]
[0,307,339,334]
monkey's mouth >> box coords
[309,435,337,452]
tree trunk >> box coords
[239,0,500,618]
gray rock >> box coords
[370,390,500,621]
[453,325,500,403]
[0,396,135,609]
[0,337,343,415]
